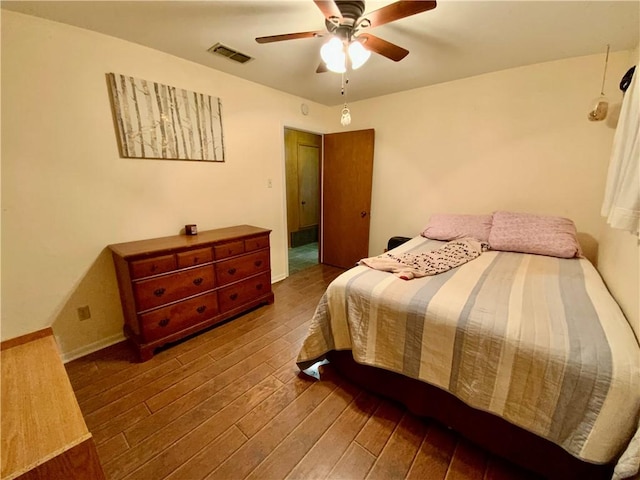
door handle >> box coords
[360,211,367,218]
[301,201,306,205]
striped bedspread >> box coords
[297,236,640,466]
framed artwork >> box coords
[107,73,225,161]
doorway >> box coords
[283,127,375,275]
[284,128,321,274]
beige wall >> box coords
[339,52,631,263]
[598,227,639,340]
[2,10,637,360]
[1,11,332,359]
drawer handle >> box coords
[229,293,238,301]
[256,283,263,290]
[228,268,237,275]
[150,264,158,272]
[193,277,204,286]
[158,318,170,327]
[254,260,263,268]
[193,257,199,263]
[196,305,206,314]
[154,288,166,297]
[228,249,233,255]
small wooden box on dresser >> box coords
[109,225,274,361]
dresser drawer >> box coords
[177,248,212,268]
[109,225,273,361]
[140,292,219,342]
[214,240,245,259]
[218,273,271,313]
[244,234,269,252]
[130,254,176,280]
[215,250,270,286]
[134,265,215,311]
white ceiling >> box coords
[2,1,639,106]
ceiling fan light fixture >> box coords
[348,40,370,69]
[327,56,347,73]
[256,0,438,77]
[320,37,346,73]
[320,36,370,73]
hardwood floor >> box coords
[65,264,540,480]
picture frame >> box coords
[107,73,225,161]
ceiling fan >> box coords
[255,0,437,73]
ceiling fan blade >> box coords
[316,61,328,73]
[313,0,343,21]
[256,31,324,44]
[362,1,437,28]
[357,33,409,62]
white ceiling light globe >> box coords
[321,37,346,73]
[348,40,371,69]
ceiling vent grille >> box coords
[207,43,253,64]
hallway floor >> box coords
[289,242,318,274]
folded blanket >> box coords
[359,238,486,280]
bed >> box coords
[296,214,640,480]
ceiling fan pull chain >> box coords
[340,72,351,127]
[341,72,349,96]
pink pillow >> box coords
[421,214,493,242]
[488,211,581,258]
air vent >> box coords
[207,43,253,64]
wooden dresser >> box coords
[109,225,274,361]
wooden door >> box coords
[284,129,321,247]
[298,145,320,228]
[322,129,375,269]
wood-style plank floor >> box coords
[65,264,540,480]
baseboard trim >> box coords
[59,332,126,364]
[272,273,287,283]
[60,275,288,362]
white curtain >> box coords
[601,64,639,237]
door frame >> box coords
[280,124,324,278]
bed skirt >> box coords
[326,350,614,480]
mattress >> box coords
[297,236,640,466]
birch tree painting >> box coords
[108,73,225,161]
